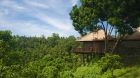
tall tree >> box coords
[70,0,140,52]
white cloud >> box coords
[0,20,79,37]
[0,0,74,32]
[71,0,78,6]
[0,20,51,37]
[1,0,25,11]
[45,17,72,31]
[24,0,49,9]
[0,0,79,37]
[34,14,73,31]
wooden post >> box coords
[86,54,89,62]
[82,54,85,65]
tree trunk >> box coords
[111,36,124,53]
[104,31,108,53]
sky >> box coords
[0,0,80,37]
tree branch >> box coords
[101,21,105,31]
[106,22,108,34]
[109,26,114,37]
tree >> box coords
[98,54,122,78]
[0,31,12,42]
[47,33,60,48]
[73,54,122,78]
[0,31,12,59]
[70,0,140,52]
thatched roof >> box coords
[127,27,140,39]
[77,27,140,42]
[77,30,106,41]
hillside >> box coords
[0,30,140,78]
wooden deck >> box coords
[73,46,140,54]
[73,47,104,54]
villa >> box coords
[74,27,140,55]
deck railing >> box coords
[73,46,140,54]
[73,47,103,54]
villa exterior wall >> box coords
[116,40,140,55]
[81,40,140,54]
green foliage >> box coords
[0,31,12,42]
[60,71,74,78]
[0,31,81,78]
[70,0,140,35]
[98,54,122,72]
[73,54,122,78]
[47,33,60,47]
[41,66,58,78]
[0,30,140,78]
[74,66,100,78]
[0,31,12,59]
[0,59,21,78]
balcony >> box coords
[73,47,104,54]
